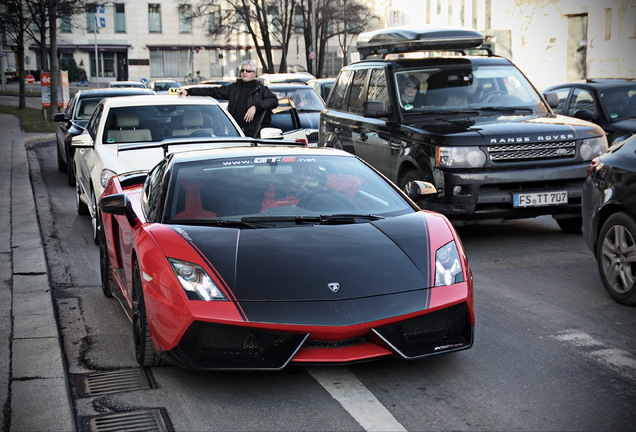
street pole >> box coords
[311,0,316,76]
[94,15,99,88]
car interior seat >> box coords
[79,101,98,119]
[107,111,152,143]
[172,109,216,137]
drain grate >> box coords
[75,369,153,397]
[83,409,172,432]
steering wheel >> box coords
[189,130,212,137]
[480,91,507,103]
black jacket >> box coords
[186,80,279,137]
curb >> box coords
[8,129,75,431]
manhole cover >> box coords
[82,409,172,432]
[73,368,154,397]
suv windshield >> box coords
[396,65,545,113]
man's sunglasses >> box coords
[240,69,255,73]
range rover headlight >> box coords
[580,136,608,161]
[168,258,227,301]
[438,146,487,168]
[435,241,464,287]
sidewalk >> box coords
[0,105,75,431]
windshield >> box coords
[165,154,414,225]
[271,88,325,111]
[103,104,241,144]
[395,65,545,113]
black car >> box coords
[543,78,636,146]
[267,83,325,130]
[54,87,154,185]
[581,134,636,305]
[320,26,608,232]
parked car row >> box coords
[52,25,633,375]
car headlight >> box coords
[580,136,608,161]
[168,258,227,301]
[435,241,464,287]
[437,146,487,168]
[100,169,117,188]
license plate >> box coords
[513,191,568,207]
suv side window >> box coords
[346,69,368,114]
[328,69,353,110]
[569,89,597,117]
[367,68,392,114]
[551,88,570,114]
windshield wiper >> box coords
[240,214,385,225]
[478,106,534,113]
[171,219,265,229]
[318,214,385,224]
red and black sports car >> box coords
[99,141,474,370]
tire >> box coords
[99,226,114,298]
[90,189,100,245]
[132,261,162,366]
[57,143,67,172]
[76,180,89,216]
[556,216,582,234]
[596,212,636,305]
[66,148,76,187]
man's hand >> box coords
[244,106,256,122]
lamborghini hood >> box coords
[171,212,435,302]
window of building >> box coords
[150,49,191,78]
[267,5,280,33]
[86,8,97,33]
[604,8,612,41]
[294,6,304,34]
[60,13,72,33]
[90,51,116,78]
[208,5,221,33]
[149,4,162,33]
[114,3,126,33]
[179,4,192,33]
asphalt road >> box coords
[29,137,636,431]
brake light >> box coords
[295,138,308,146]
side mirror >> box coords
[71,134,93,148]
[406,180,438,202]
[363,101,389,118]
[260,127,284,139]
[99,193,139,226]
[542,91,559,109]
[53,112,68,122]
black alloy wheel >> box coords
[596,212,636,305]
[132,261,162,366]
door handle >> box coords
[359,132,368,141]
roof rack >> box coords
[356,25,486,60]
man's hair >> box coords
[241,59,257,72]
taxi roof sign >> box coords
[356,25,485,60]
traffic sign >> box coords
[26,74,35,84]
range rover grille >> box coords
[488,141,576,162]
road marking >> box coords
[307,367,407,432]
[552,330,636,382]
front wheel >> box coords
[596,213,636,305]
[132,261,162,366]
[90,189,101,245]
[76,180,89,216]
[99,226,114,298]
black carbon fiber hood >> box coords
[174,212,432,303]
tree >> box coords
[296,0,377,77]
[1,0,33,109]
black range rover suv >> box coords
[319,26,608,232]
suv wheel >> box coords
[596,212,636,305]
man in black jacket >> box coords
[177,60,278,137]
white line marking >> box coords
[552,330,636,382]
[307,367,407,432]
